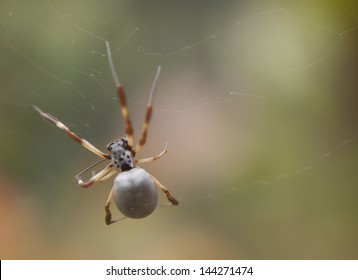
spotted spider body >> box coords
[107,138,135,171]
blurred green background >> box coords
[1,0,357,259]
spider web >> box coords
[0,0,357,259]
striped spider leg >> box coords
[32,105,113,188]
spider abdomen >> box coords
[113,167,158,219]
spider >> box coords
[32,41,178,225]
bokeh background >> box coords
[1,0,357,259]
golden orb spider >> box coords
[33,41,178,225]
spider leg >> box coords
[105,41,134,147]
[134,66,161,154]
[149,174,179,205]
[105,186,114,225]
[105,186,126,225]
[32,105,110,160]
[98,170,117,183]
[136,141,167,164]
[75,163,114,188]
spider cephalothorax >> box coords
[107,138,134,171]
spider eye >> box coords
[119,138,128,148]
[107,142,115,151]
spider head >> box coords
[107,138,134,171]
[107,137,129,151]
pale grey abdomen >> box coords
[113,168,158,219]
